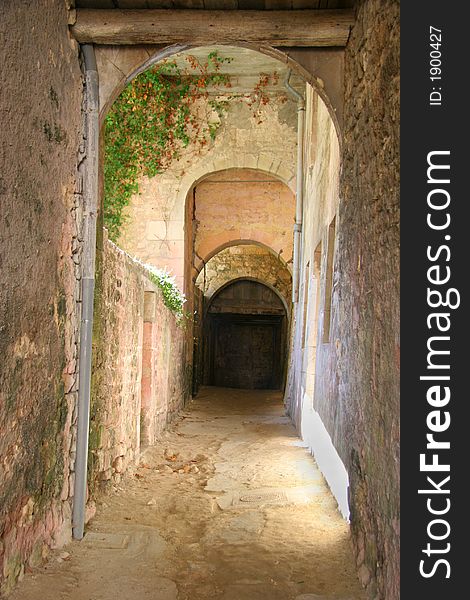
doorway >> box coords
[202,279,288,390]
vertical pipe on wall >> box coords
[73,44,99,541]
[285,70,305,304]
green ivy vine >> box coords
[103,52,232,241]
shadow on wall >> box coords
[89,231,189,497]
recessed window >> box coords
[301,262,310,350]
[304,242,323,399]
[322,217,336,343]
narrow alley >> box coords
[1,2,399,599]
[9,388,364,600]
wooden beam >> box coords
[71,9,354,46]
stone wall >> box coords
[0,1,83,593]
[117,96,297,289]
[337,1,400,598]
[89,234,188,493]
[285,83,349,517]
[196,244,292,307]
[297,83,341,415]
[286,2,400,597]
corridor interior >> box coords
[10,387,365,600]
[0,3,399,599]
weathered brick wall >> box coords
[196,244,292,307]
[0,1,82,593]
[337,2,400,598]
[89,234,188,494]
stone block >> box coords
[143,292,157,323]
[147,220,167,241]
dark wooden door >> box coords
[211,316,281,389]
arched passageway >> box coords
[0,3,400,599]
[192,239,293,395]
[91,34,352,556]
[73,34,354,596]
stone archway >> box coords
[108,50,299,289]
[96,43,344,136]
[185,168,295,295]
[195,245,292,312]
[191,239,292,395]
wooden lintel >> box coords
[71,9,354,47]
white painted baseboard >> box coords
[300,392,350,520]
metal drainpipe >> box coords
[73,44,99,541]
[285,70,305,304]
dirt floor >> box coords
[10,387,365,600]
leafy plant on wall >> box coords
[104,51,232,241]
[104,52,280,242]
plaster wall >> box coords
[192,169,295,275]
[286,85,346,516]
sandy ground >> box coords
[10,387,365,600]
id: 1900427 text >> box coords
[429,26,443,106]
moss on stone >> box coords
[1,552,24,595]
